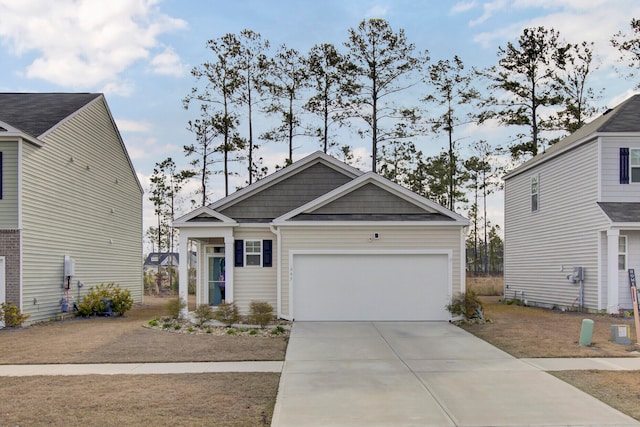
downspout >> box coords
[269,224,282,318]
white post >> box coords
[178,231,189,317]
[224,235,234,303]
[607,229,620,314]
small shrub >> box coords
[165,297,187,320]
[148,319,159,327]
[249,329,258,335]
[271,325,286,335]
[446,291,484,320]
[76,283,133,317]
[1,302,30,327]
[162,322,172,329]
[187,326,195,333]
[206,327,212,334]
[110,285,133,315]
[193,304,215,327]
[248,300,274,328]
[173,324,181,330]
[212,301,240,327]
[226,328,237,335]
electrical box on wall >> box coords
[64,255,75,277]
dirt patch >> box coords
[0,373,279,426]
[0,296,288,364]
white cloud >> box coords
[0,0,187,92]
[150,46,186,77]
[365,5,389,18]
[469,0,508,26]
[451,1,478,14]
[116,119,152,133]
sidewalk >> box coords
[0,361,283,376]
[522,357,640,371]
[0,357,639,377]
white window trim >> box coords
[245,239,262,267]
[619,235,627,271]
[631,148,640,183]
[530,174,539,212]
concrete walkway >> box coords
[271,322,640,427]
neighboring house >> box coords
[143,252,197,278]
[504,94,640,314]
[174,151,468,321]
[0,93,143,324]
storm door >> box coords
[207,247,226,306]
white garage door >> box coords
[291,252,450,321]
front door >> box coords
[207,250,225,306]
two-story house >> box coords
[0,93,143,324]
[504,94,640,313]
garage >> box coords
[291,251,451,321]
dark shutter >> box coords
[263,240,273,267]
[620,147,629,184]
[234,240,244,267]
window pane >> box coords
[531,194,538,211]
[619,236,627,252]
[619,255,626,271]
[631,149,640,166]
[632,167,640,183]
[246,254,261,266]
[531,177,538,193]
[246,241,260,253]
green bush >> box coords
[271,325,286,335]
[110,285,133,315]
[193,304,215,327]
[76,283,133,317]
[446,291,484,320]
[165,297,187,320]
[212,301,240,327]
[248,300,274,328]
[1,302,29,327]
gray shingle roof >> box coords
[598,202,640,222]
[290,213,454,221]
[0,93,101,137]
[505,94,640,179]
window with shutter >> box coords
[263,240,272,267]
[621,147,630,184]
[234,240,244,267]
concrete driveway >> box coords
[271,322,639,426]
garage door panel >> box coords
[292,253,450,321]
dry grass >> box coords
[466,275,504,296]
[0,373,279,426]
[462,296,638,358]
[0,296,287,364]
[0,296,286,426]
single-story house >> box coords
[504,93,640,313]
[174,151,468,321]
[0,93,143,324]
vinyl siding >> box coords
[232,228,277,313]
[600,136,640,201]
[504,141,608,310]
[20,97,142,322]
[278,225,463,317]
[311,183,427,214]
[220,163,352,219]
[0,141,19,228]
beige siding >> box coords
[0,141,19,228]
[21,98,142,322]
[600,136,640,201]
[278,225,463,317]
[233,228,277,313]
[504,141,608,310]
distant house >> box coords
[174,151,468,321]
[504,94,640,313]
[0,93,143,324]
[143,252,197,274]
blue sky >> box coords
[1,0,639,247]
